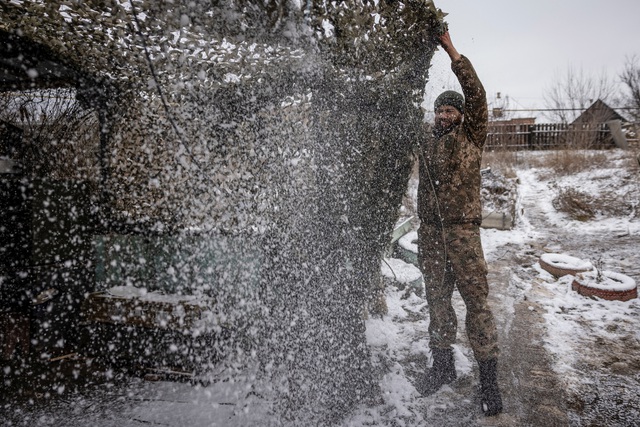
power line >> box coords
[496,107,639,112]
[424,106,639,114]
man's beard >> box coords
[433,121,456,138]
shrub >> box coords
[552,187,595,221]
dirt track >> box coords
[484,165,640,427]
[488,254,570,426]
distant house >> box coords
[486,117,536,150]
[491,117,536,126]
[572,99,627,125]
[572,100,630,149]
[485,101,632,150]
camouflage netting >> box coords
[1,0,445,421]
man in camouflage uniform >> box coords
[416,31,503,416]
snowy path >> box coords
[493,164,640,427]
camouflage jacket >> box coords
[417,55,488,226]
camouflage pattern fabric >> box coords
[418,224,499,361]
[417,56,498,361]
[417,55,488,226]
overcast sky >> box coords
[425,0,640,120]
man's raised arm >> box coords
[439,31,488,147]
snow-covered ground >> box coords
[508,150,640,426]
[4,149,640,426]
[348,148,640,425]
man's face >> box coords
[434,105,463,133]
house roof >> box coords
[491,117,536,126]
[572,99,628,124]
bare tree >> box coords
[543,66,618,123]
[620,55,640,123]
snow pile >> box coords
[381,257,422,286]
[481,167,518,217]
[539,253,592,270]
[540,253,593,272]
[398,230,418,254]
[106,286,199,303]
[574,270,636,291]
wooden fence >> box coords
[486,123,614,151]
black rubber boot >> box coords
[416,348,457,396]
[479,359,503,416]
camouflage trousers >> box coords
[418,223,499,361]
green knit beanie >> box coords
[434,90,465,114]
